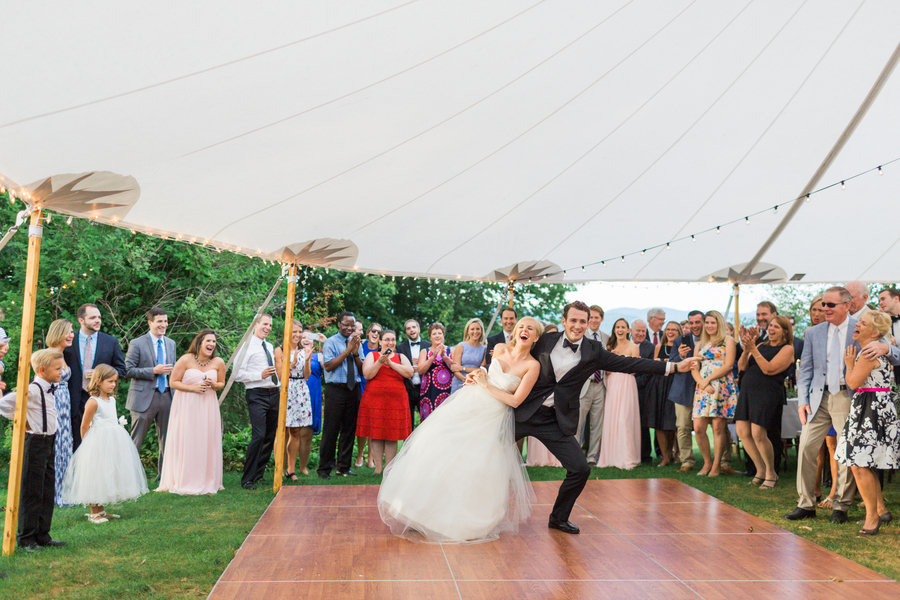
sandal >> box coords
[100,511,120,519]
[88,514,108,524]
[283,470,298,482]
[759,478,778,490]
[748,476,764,486]
[817,496,835,509]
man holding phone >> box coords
[125,307,177,480]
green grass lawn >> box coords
[0,446,898,598]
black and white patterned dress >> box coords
[834,356,900,469]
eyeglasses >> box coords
[821,302,846,308]
[370,330,382,335]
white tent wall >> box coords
[2,1,899,283]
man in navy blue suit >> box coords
[668,310,703,473]
[63,303,127,449]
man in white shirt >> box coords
[235,314,280,489]
[484,307,517,368]
[396,319,431,427]
[646,308,666,346]
[577,305,609,464]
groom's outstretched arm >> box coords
[591,348,697,376]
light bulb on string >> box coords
[690,234,696,242]
[744,216,750,225]
[641,249,646,255]
[877,165,884,175]
[620,255,625,262]
[715,226,721,234]
[840,180,846,189]
[805,194,811,202]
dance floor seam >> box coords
[209,479,899,600]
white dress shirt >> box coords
[826,317,850,386]
[0,376,58,434]
[408,338,423,385]
[235,336,278,389]
[543,335,584,407]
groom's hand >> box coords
[676,357,699,372]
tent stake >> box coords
[273,265,297,493]
[2,209,43,557]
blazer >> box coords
[798,319,861,418]
[516,332,666,436]
[125,332,177,412]
[484,331,509,367]
[63,330,127,405]
[667,334,697,407]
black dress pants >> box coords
[515,406,590,523]
[18,433,56,547]
[318,383,360,476]
[241,387,280,486]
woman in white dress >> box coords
[378,317,543,543]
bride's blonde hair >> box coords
[507,317,544,347]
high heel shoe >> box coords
[879,512,893,523]
[859,520,882,535]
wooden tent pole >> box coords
[2,209,44,556]
[507,281,515,308]
[272,265,297,493]
[733,283,740,333]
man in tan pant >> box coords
[668,311,704,472]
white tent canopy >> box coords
[2,1,899,283]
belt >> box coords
[858,387,890,392]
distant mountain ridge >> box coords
[598,307,757,335]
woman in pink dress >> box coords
[597,318,641,470]
[157,330,226,495]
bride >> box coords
[377,317,543,543]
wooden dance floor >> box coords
[208,479,898,599]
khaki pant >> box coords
[796,390,855,511]
[578,378,606,464]
[674,402,695,467]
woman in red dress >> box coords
[357,329,414,474]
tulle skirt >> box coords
[377,384,535,543]
[60,421,149,505]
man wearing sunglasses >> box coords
[787,286,900,524]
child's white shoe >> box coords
[100,512,120,519]
[88,514,108,524]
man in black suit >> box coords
[396,319,431,428]
[483,307,517,368]
[631,319,657,464]
[513,301,696,534]
[62,303,127,449]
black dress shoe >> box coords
[39,539,66,547]
[548,519,580,534]
[241,482,257,490]
[21,544,43,553]
[317,472,331,480]
[830,510,848,524]
[338,470,358,477]
[784,507,816,520]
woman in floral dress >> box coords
[46,319,75,505]
[690,310,737,477]
[415,323,457,422]
[274,320,313,478]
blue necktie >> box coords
[156,339,166,393]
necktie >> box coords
[653,331,659,345]
[827,325,843,395]
[563,338,578,352]
[591,332,603,383]
[505,332,511,344]
[261,341,278,385]
[156,339,167,393]
[82,334,93,391]
[346,342,357,390]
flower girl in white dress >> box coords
[378,317,543,543]
[60,364,148,523]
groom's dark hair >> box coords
[562,300,591,320]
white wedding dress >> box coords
[377,360,535,543]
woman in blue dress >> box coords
[450,318,486,394]
[46,319,75,506]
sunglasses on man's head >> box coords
[821,302,845,308]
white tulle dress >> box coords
[378,360,534,543]
[60,396,149,505]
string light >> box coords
[840,180,846,189]
[878,165,884,175]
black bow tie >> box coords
[563,338,579,353]
[892,315,900,323]
[48,384,58,394]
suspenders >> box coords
[29,381,48,433]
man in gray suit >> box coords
[786,286,900,523]
[125,307,176,478]
[578,304,609,464]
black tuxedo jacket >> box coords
[484,332,508,367]
[396,339,431,388]
[634,340,656,388]
[63,331,127,407]
[516,332,666,436]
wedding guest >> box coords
[60,364,148,523]
[63,303,126,449]
[0,331,9,393]
[632,319,656,463]
[669,310,703,472]
[834,310,900,535]
[157,329,225,495]
[846,280,870,320]
[648,321,681,466]
[755,301,777,343]
[355,322,383,468]
[690,310,737,477]
[450,318,486,393]
[0,349,67,550]
[680,320,690,337]
[305,332,326,435]
[319,312,363,479]
[579,305,609,465]
[484,307,517,368]
[235,313,280,489]
[736,316,794,489]
[44,319,75,506]
[808,294,838,507]
[646,308,666,346]
[877,287,900,381]
[274,321,313,479]
[543,323,559,333]
[416,323,456,421]
[124,307,176,479]
[396,319,430,427]
[597,318,641,470]
[357,329,413,474]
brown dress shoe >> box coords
[719,464,738,475]
[677,464,693,473]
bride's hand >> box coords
[469,368,487,388]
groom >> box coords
[514,300,696,533]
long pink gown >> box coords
[596,372,641,470]
[157,368,224,495]
[525,437,562,467]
